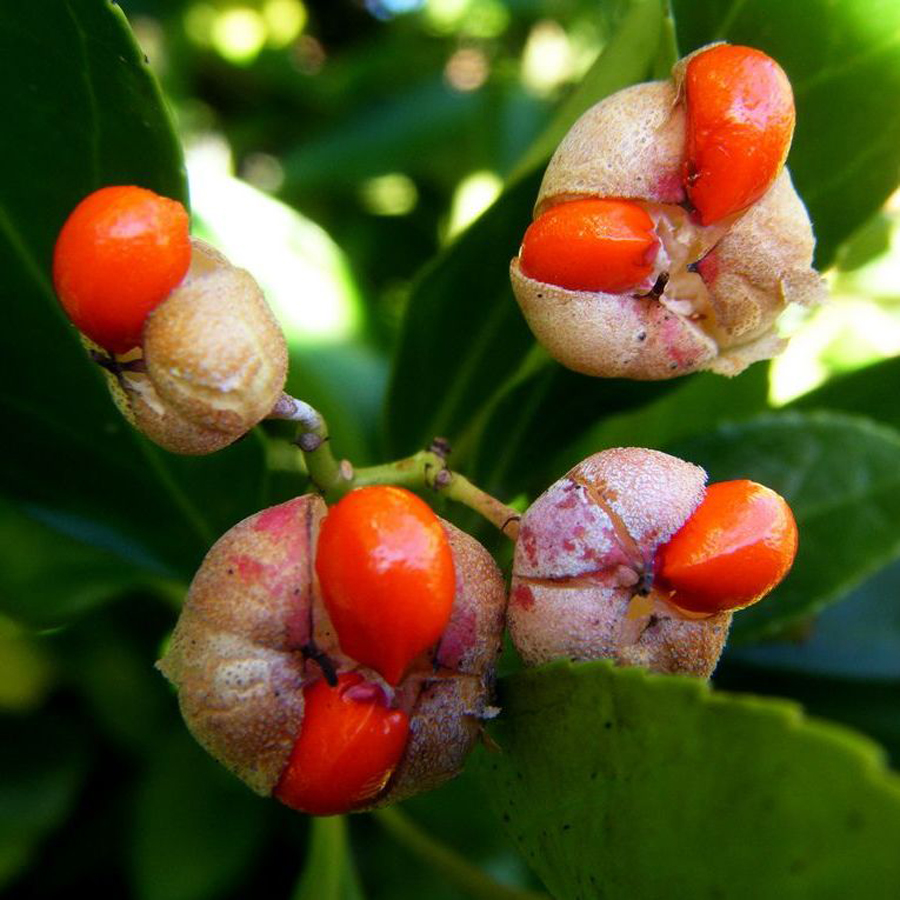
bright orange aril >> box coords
[52,185,191,354]
[274,673,409,815]
[655,479,798,614]
[520,198,659,294]
[315,486,456,685]
[683,44,795,225]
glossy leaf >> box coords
[511,0,670,179]
[0,498,179,627]
[790,355,900,432]
[61,607,176,755]
[715,662,900,767]
[190,169,379,465]
[467,368,677,504]
[282,77,487,192]
[550,363,770,479]
[672,0,900,268]
[0,1,269,595]
[478,661,900,900]
[460,364,769,544]
[669,411,900,643]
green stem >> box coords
[292,816,362,900]
[652,0,680,78]
[373,807,548,900]
[351,443,520,540]
[440,470,521,540]
[269,393,351,496]
[271,397,521,540]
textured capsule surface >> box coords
[111,239,288,454]
[158,495,506,813]
[510,46,823,381]
[509,448,732,678]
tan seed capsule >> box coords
[511,53,825,380]
[509,448,731,679]
[158,496,506,811]
[108,239,289,454]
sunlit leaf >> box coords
[386,0,674,458]
[477,661,900,900]
[131,729,269,900]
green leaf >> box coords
[727,556,900,682]
[790,355,900,432]
[511,0,668,179]
[189,169,380,465]
[0,715,88,890]
[293,817,365,900]
[668,411,900,643]
[0,1,270,591]
[61,609,176,755]
[715,662,900,768]
[131,729,269,900]
[458,363,768,546]
[550,363,771,481]
[282,77,487,191]
[0,498,180,627]
[477,661,900,900]
[467,369,677,505]
[385,0,673,458]
[834,210,894,272]
[671,0,900,269]
[0,618,55,713]
[384,172,540,456]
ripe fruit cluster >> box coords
[158,486,506,816]
[52,46,805,818]
[53,186,288,454]
[511,43,825,380]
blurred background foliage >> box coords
[2,0,900,897]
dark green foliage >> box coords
[2,1,900,898]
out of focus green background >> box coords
[3,1,900,897]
